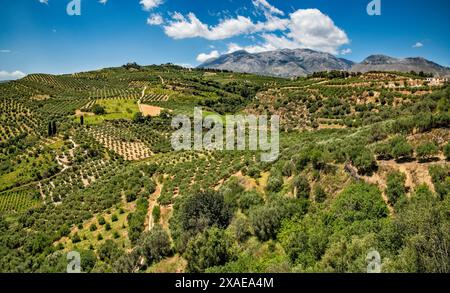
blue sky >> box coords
[0,0,449,80]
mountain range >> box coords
[198,49,450,78]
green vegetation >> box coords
[416,142,439,161]
[386,171,407,205]
[0,65,448,273]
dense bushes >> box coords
[416,142,439,161]
[266,168,283,192]
[386,171,406,205]
[375,136,413,161]
[184,227,232,273]
[428,165,449,200]
[292,176,310,199]
[330,183,388,223]
[171,191,232,252]
[139,225,171,264]
[91,104,106,115]
[444,142,450,160]
[391,185,450,272]
[127,197,149,244]
[250,198,308,241]
[352,149,377,175]
[278,213,329,268]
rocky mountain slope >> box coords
[198,49,354,78]
[199,49,450,77]
[351,54,450,76]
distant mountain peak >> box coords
[361,55,398,65]
[199,48,354,78]
[354,54,449,76]
[199,49,450,77]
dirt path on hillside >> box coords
[146,179,162,231]
[138,86,165,117]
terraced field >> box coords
[0,65,448,274]
[0,188,40,214]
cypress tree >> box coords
[52,121,57,136]
[48,121,52,136]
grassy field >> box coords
[83,99,139,125]
[0,152,56,191]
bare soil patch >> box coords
[139,104,164,117]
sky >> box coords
[0,0,449,80]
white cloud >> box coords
[0,50,11,53]
[163,12,288,40]
[225,11,350,56]
[0,70,26,81]
[38,0,48,4]
[412,42,423,48]
[140,0,163,11]
[252,0,284,16]
[147,13,164,25]
[99,0,108,4]
[148,1,348,59]
[227,9,350,55]
[196,50,220,63]
[340,48,352,55]
[164,13,255,40]
[227,43,245,53]
[254,16,289,32]
[158,1,287,41]
[286,9,349,54]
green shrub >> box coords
[416,142,439,161]
[313,185,327,203]
[353,149,377,175]
[92,105,106,115]
[152,205,161,223]
[184,227,232,273]
[267,169,283,192]
[442,142,450,160]
[390,136,413,160]
[140,225,171,264]
[331,183,388,223]
[72,233,81,243]
[98,216,106,226]
[386,171,406,205]
[293,176,310,199]
[428,165,449,200]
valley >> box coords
[0,64,448,273]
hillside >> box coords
[352,55,450,76]
[199,49,354,77]
[199,49,450,77]
[0,65,449,273]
